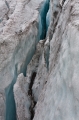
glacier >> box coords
[0,0,79,120]
[0,0,50,120]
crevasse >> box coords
[5,0,50,120]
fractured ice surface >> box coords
[1,0,79,120]
[34,0,79,120]
[0,0,46,119]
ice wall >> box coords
[14,73,31,120]
[33,0,79,120]
[5,25,38,120]
[5,67,17,120]
[39,0,50,39]
[0,0,47,119]
[46,8,50,31]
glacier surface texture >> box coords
[0,0,79,120]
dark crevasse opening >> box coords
[40,0,50,39]
[28,72,37,120]
[62,0,66,5]
[28,72,36,96]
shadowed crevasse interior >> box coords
[28,72,37,120]
[40,0,50,39]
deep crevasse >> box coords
[4,0,50,120]
[1,0,79,120]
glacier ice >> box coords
[13,73,31,120]
[5,66,17,120]
[46,8,50,32]
[3,0,50,120]
[39,0,50,39]
[1,0,79,120]
[33,0,79,120]
[0,1,45,120]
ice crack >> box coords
[28,72,37,120]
